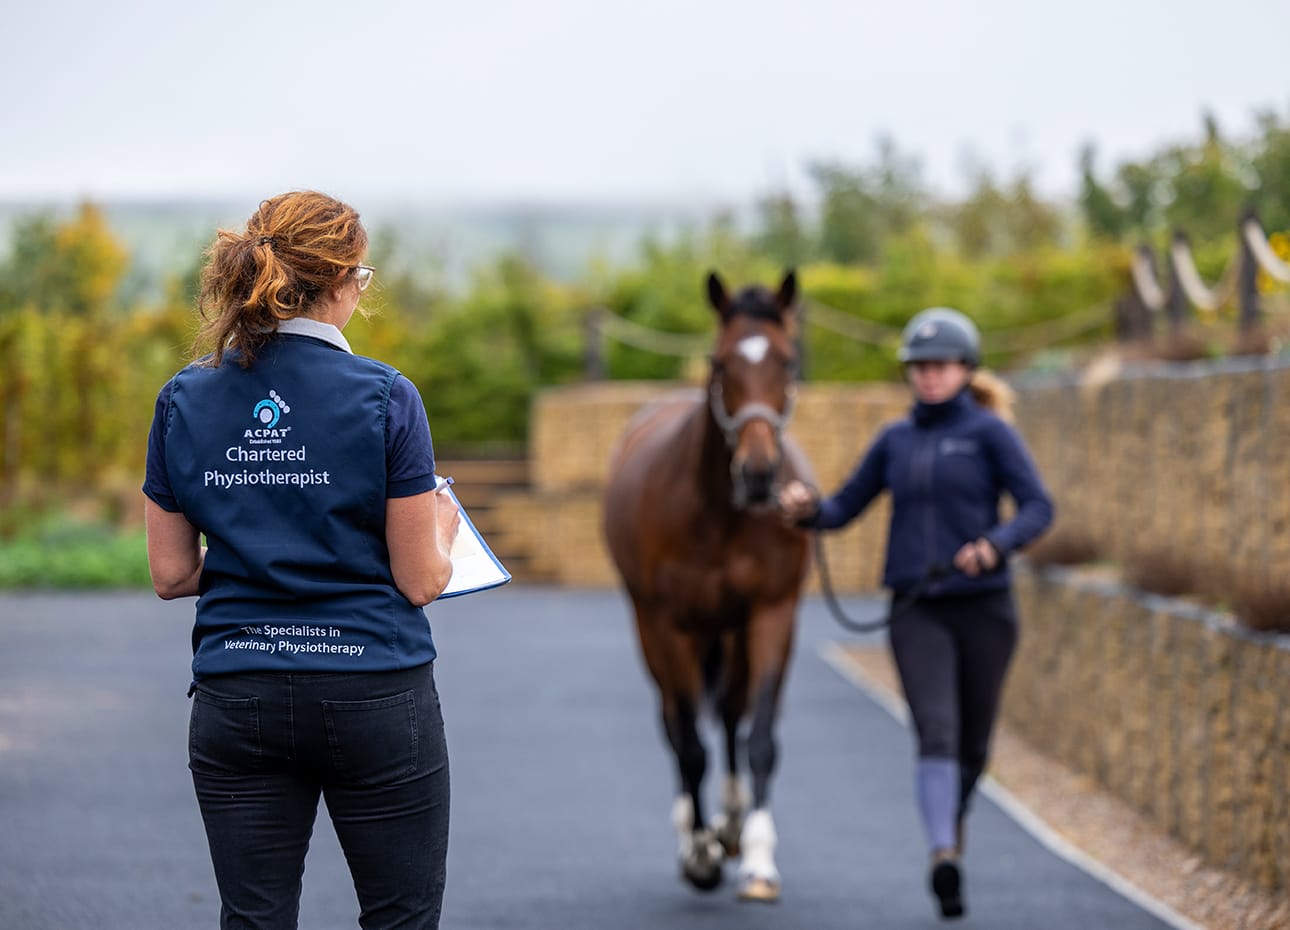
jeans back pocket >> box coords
[189,690,262,775]
[322,690,419,785]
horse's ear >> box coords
[707,271,730,316]
[776,269,798,311]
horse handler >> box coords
[778,308,1053,920]
[143,191,460,930]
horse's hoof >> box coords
[711,813,742,858]
[681,861,724,892]
[679,829,724,892]
[737,876,780,903]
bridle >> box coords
[706,378,798,450]
[705,332,799,509]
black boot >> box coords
[930,849,965,919]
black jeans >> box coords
[888,589,1017,815]
[189,663,449,930]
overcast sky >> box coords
[3,0,1287,208]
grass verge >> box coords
[0,516,151,589]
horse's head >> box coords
[705,270,799,509]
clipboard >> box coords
[435,475,512,598]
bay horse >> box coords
[602,271,813,901]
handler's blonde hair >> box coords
[968,368,1015,422]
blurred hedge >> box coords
[0,215,1134,539]
[6,102,1286,536]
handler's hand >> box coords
[777,479,819,526]
[953,538,999,577]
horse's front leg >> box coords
[737,597,797,902]
[662,632,723,891]
[714,629,751,859]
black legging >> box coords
[888,588,1017,815]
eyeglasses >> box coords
[354,265,375,292]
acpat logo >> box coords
[252,390,290,427]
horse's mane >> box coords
[725,286,788,325]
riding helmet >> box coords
[897,307,981,367]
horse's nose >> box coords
[733,420,781,506]
[740,462,776,504]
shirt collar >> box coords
[276,317,353,354]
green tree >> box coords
[1008,175,1062,251]
[809,161,881,264]
[807,137,926,266]
[374,250,584,449]
[1251,108,1290,232]
[1078,143,1128,240]
[753,191,809,268]
[1115,161,1163,234]
[869,134,925,241]
[949,168,1061,258]
[363,225,445,325]
[1160,113,1250,244]
[0,203,129,316]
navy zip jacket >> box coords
[814,388,1053,598]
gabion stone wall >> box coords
[1013,357,1290,592]
[1010,564,1289,893]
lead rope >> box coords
[812,529,950,634]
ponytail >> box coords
[968,368,1015,422]
[194,191,366,367]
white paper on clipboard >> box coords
[435,475,512,598]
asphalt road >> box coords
[0,587,1179,930]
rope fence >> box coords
[590,310,710,357]
[1124,212,1290,343]
[584,295,1115,377]
[580,213,1288,378]
[1170,238,1239,312]
[798,300,901,345]
[1243,218,1290,284]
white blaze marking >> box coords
[736,335,770,364]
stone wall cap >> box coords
[1019,561,1290,651]
[1011,353,1290,392]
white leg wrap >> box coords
[739,808,780,882]
[672,794,695,856]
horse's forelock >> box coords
[726,286,786,325]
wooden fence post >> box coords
[1132,245,1158,343]
[583,307,607,381]
[1166,233,1189,332]
[1237,209,1263,343]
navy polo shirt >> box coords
[143,318,441,679]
